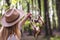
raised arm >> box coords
[19,13,32,27]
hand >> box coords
[19,13,32,27]
[26,13,32,18]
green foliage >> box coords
[0,0,2,2]
[50,36,60,40]
[23,20,30,31]
[23,20,34,31]
[25,20,30,25]
[24,20,30,28]
[11,0,19,5]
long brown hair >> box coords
[0,22,21,40]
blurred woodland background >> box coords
[0,0,60,40]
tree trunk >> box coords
[52,14,56,30]
[52,0,56,30]
[56,0,60,31]
[27,2,30,13]
[6,0,10,6]
[44,0,52,36]
[38,0,41,15]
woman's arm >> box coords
[19,13,32,27]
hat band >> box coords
[7,14,20,23]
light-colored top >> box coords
[7,34,17,40]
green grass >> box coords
[50,36,60,40]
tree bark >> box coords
[6,0,10,6]
[27,2,30,13]
[38,0,41,15]
[44,0,52,36]
[56,0,60,31]
[52,0,56,30]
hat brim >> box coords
[1,10,26,27]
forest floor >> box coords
[21,31,60,40]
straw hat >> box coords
[1,9,25,27]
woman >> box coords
[0,9,31,40]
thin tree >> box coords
[6,0,10,6]
[38,0,41,15]
[44,0,53,37]
[56,0,60,31]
